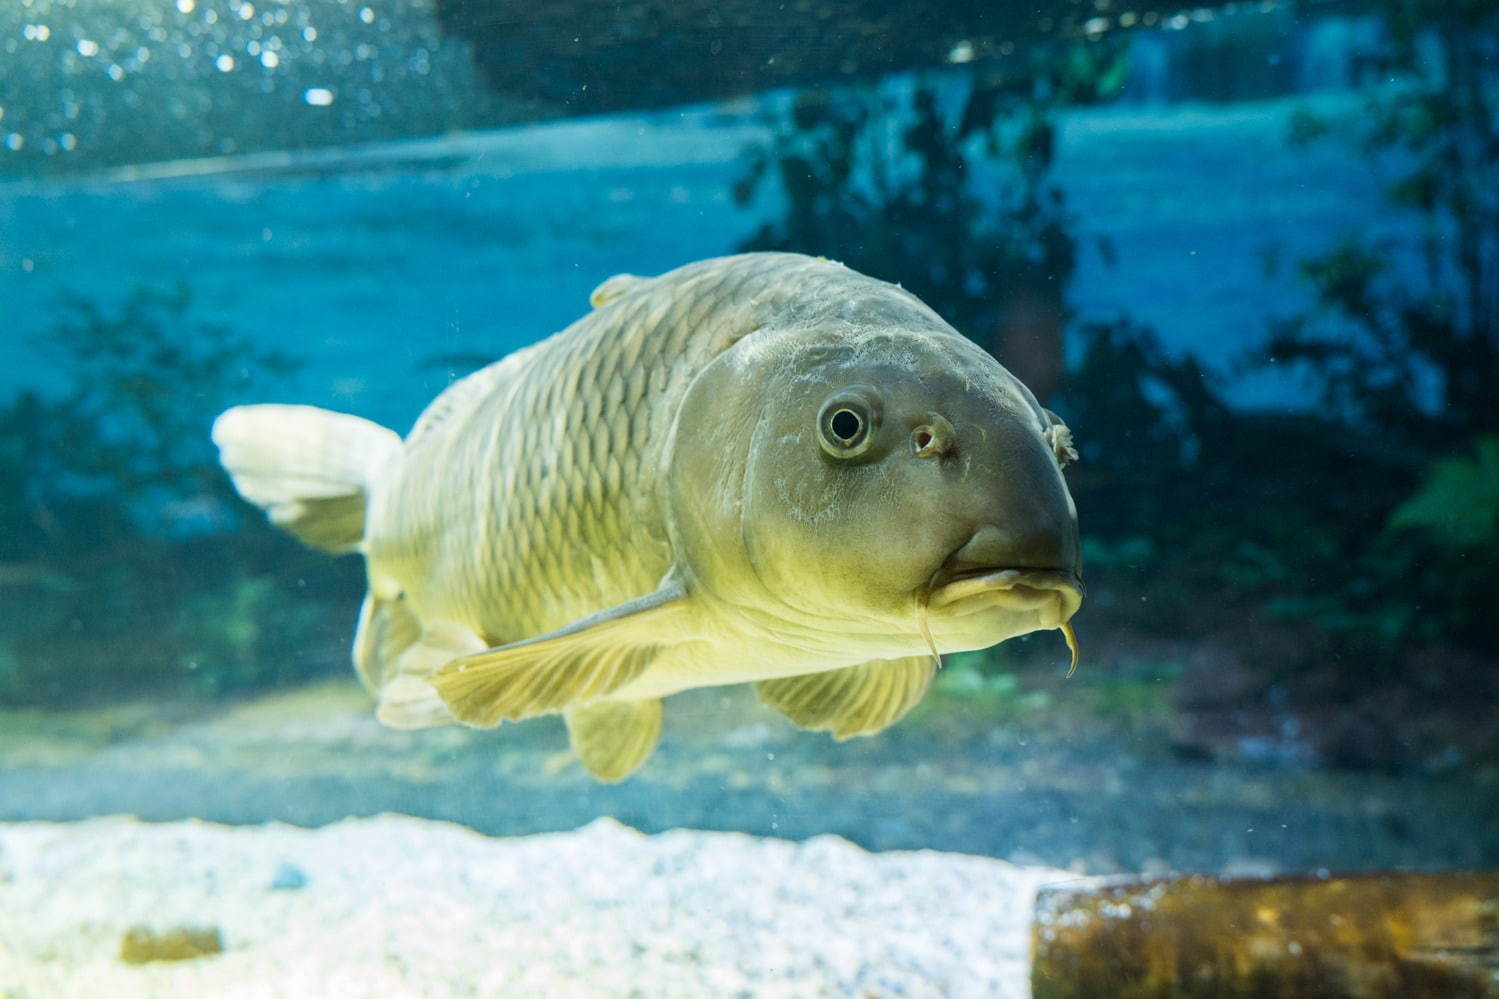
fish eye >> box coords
[817,390,880,459]
[831,409,862,441]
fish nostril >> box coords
[913,414,954,458]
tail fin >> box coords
[212,404,402,553]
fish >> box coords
[213,252,1083,781]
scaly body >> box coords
[215,253,1084,781]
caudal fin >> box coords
[212,404,401,553]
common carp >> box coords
[214,252,1083,781]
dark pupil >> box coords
[830,409,862,442]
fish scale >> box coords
[213,252,1083,780]
[367,254,791,647]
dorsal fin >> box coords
[589,273,645,308]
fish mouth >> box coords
[927,566,1085,627]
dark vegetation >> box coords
[735,4,1499,773]
[734,43,1130,401]
[0,289,361,705]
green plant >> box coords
[1265,1,1498,446]
[726,20,1499,770]
[1235,1,1499,661]
[0,286,357,706]
[1,286,294,558]
[1083,660,1181,737]
[1389,436,1499,546]
[1369,435,1499,649]
[174,576,330,695]
[735,47,1127,399]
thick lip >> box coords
[927,566,1085,625]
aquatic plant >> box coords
[1062,6,1499,768]
[0,287,358,704]
[1390,436,1499,546]
[1265,0,1499,446]
[1230,2,1499,653]
[734,47,1128,400]
[729,16,1499,771]
[1243,2,1499,768]
[6,287,292,542]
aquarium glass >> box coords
[2,0,1496,994]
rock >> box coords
[119,925,224,964]
[268,862,307,891]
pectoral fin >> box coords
[429,578,691,728]
[564,699,663,782]
[756,655,936,740]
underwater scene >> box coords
[1,0,1497,995]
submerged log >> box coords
[1032,871,1499,998]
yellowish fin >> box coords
[588,272,645,308]
[756,655,936,740]
[564,699,664,782]
[375,620,487,729]
[212,404,401,554]
[352,592,421,693]
[429,578,692,727]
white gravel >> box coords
[0,815,1066,998]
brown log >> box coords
[1032,871,1499,999]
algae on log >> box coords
[433,0,1241,116]
[1032,871,1499,998]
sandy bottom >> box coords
[0,815,1066,998]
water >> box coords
[6,93,1404,423]
[2,2,1496,996]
